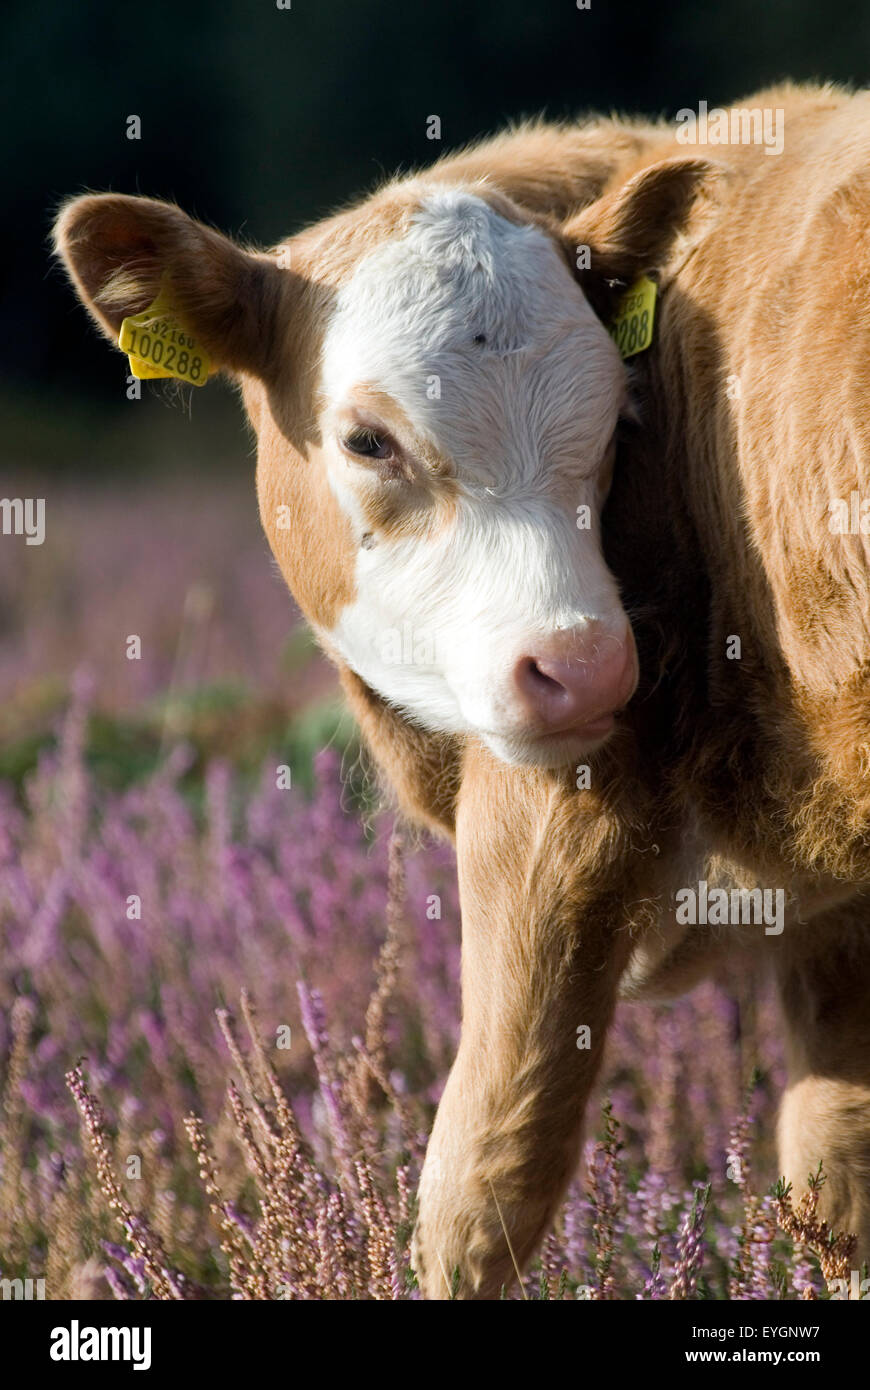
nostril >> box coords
[511,630,636,736]
[522,658,567,696]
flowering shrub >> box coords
[0,676,856,1299]
[0,479,856,1299]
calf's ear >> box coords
[562,157,719,318]
[53,193,285,378]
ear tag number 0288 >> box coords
[119,287,211,386]
[609,275,657,360]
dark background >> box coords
[3,0,869,449]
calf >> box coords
[56,82,870,1298]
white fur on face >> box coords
[318,188,630,765]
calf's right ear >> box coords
[53,194,287,379]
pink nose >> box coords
[511,623,637,737]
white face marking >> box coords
[318,189,633,766]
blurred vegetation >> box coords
[4,0,870,434]
[0,676,357,799]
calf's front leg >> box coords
[411,746,646,1299]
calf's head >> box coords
[55,157,708,766]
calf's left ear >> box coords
[54,193,287,379]
[562,157,720,318]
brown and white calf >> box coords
[56,81,870,1298]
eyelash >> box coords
[340,427,404,479]
[342,427,392,458]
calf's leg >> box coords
[776,907,870,1265]
[411,745,649,1299]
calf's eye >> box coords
[342,427,393,460]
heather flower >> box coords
[670,1182,711,1299]
[0,630,847,1298]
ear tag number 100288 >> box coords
[118,285,211,386]
[609,275,657,359]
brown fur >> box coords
[54,83,870,1298]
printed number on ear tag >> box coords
[609,275,657,360]
[119,289,211,386]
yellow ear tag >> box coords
[609,275,657,359]
[119,285,211,386]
